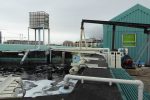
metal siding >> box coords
[103,25,108,47]
[103,4,150,62]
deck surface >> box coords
[3,68,122,100]
[64,68,122,100]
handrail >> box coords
[64,74,144,100]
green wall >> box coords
[103,4,150,62]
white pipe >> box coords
[53,47,109,52]
[64,74,144,100]
[28,27,30,45]
[48,28,50,45]
[20,50,30,64]
[83,30,87,49]
[20,26,45,64]
[38,29,41,47]
[20,44,41,64]
[35,29,36,46]
[43,25,45,45]
[79,29,83,50]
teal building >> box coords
[103,4,150,63]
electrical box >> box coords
[116,52,121,68]
[109,51,121,68]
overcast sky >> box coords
[0,0,150,44]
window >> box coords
[122,33,136,47]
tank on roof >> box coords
[29,11,49,29]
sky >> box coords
[0,0,150,44]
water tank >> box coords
[29,11,49,29]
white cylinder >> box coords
[69,66,79,75]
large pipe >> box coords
[53,47,110,52]
[20,50,30,65]
[20,28,42,64]
[64,74,144,100]
[79,29,83,50]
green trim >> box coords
[0,44,49,51]
[0,57,46,62]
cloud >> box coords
[0,0,150,43]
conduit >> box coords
[64,74,144,100]
[20,27,44,64]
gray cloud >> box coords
[0,0,150,43]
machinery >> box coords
[79,19,150,69]
[69,54,87,74]
[118,48,134,69]
[121,54,133,69]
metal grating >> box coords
[111,68,150,100]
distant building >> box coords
[75,38,103,47]
[63,41,74,47]
[4,40,43,45]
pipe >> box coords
[20,50,30,65]
[64,74,144,100]
[83,30,87,49]
[35,29,36,46]
[20,27,43,64]
[28,27,30,45]
[43,26,45,45]
[79,29,83,50]
[20,44,41,64]
[48,28,50,45]
[38,29,41,47]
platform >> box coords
[2,68,150,100]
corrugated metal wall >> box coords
[103,4,150,62]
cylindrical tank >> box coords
[29,11,49,29]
